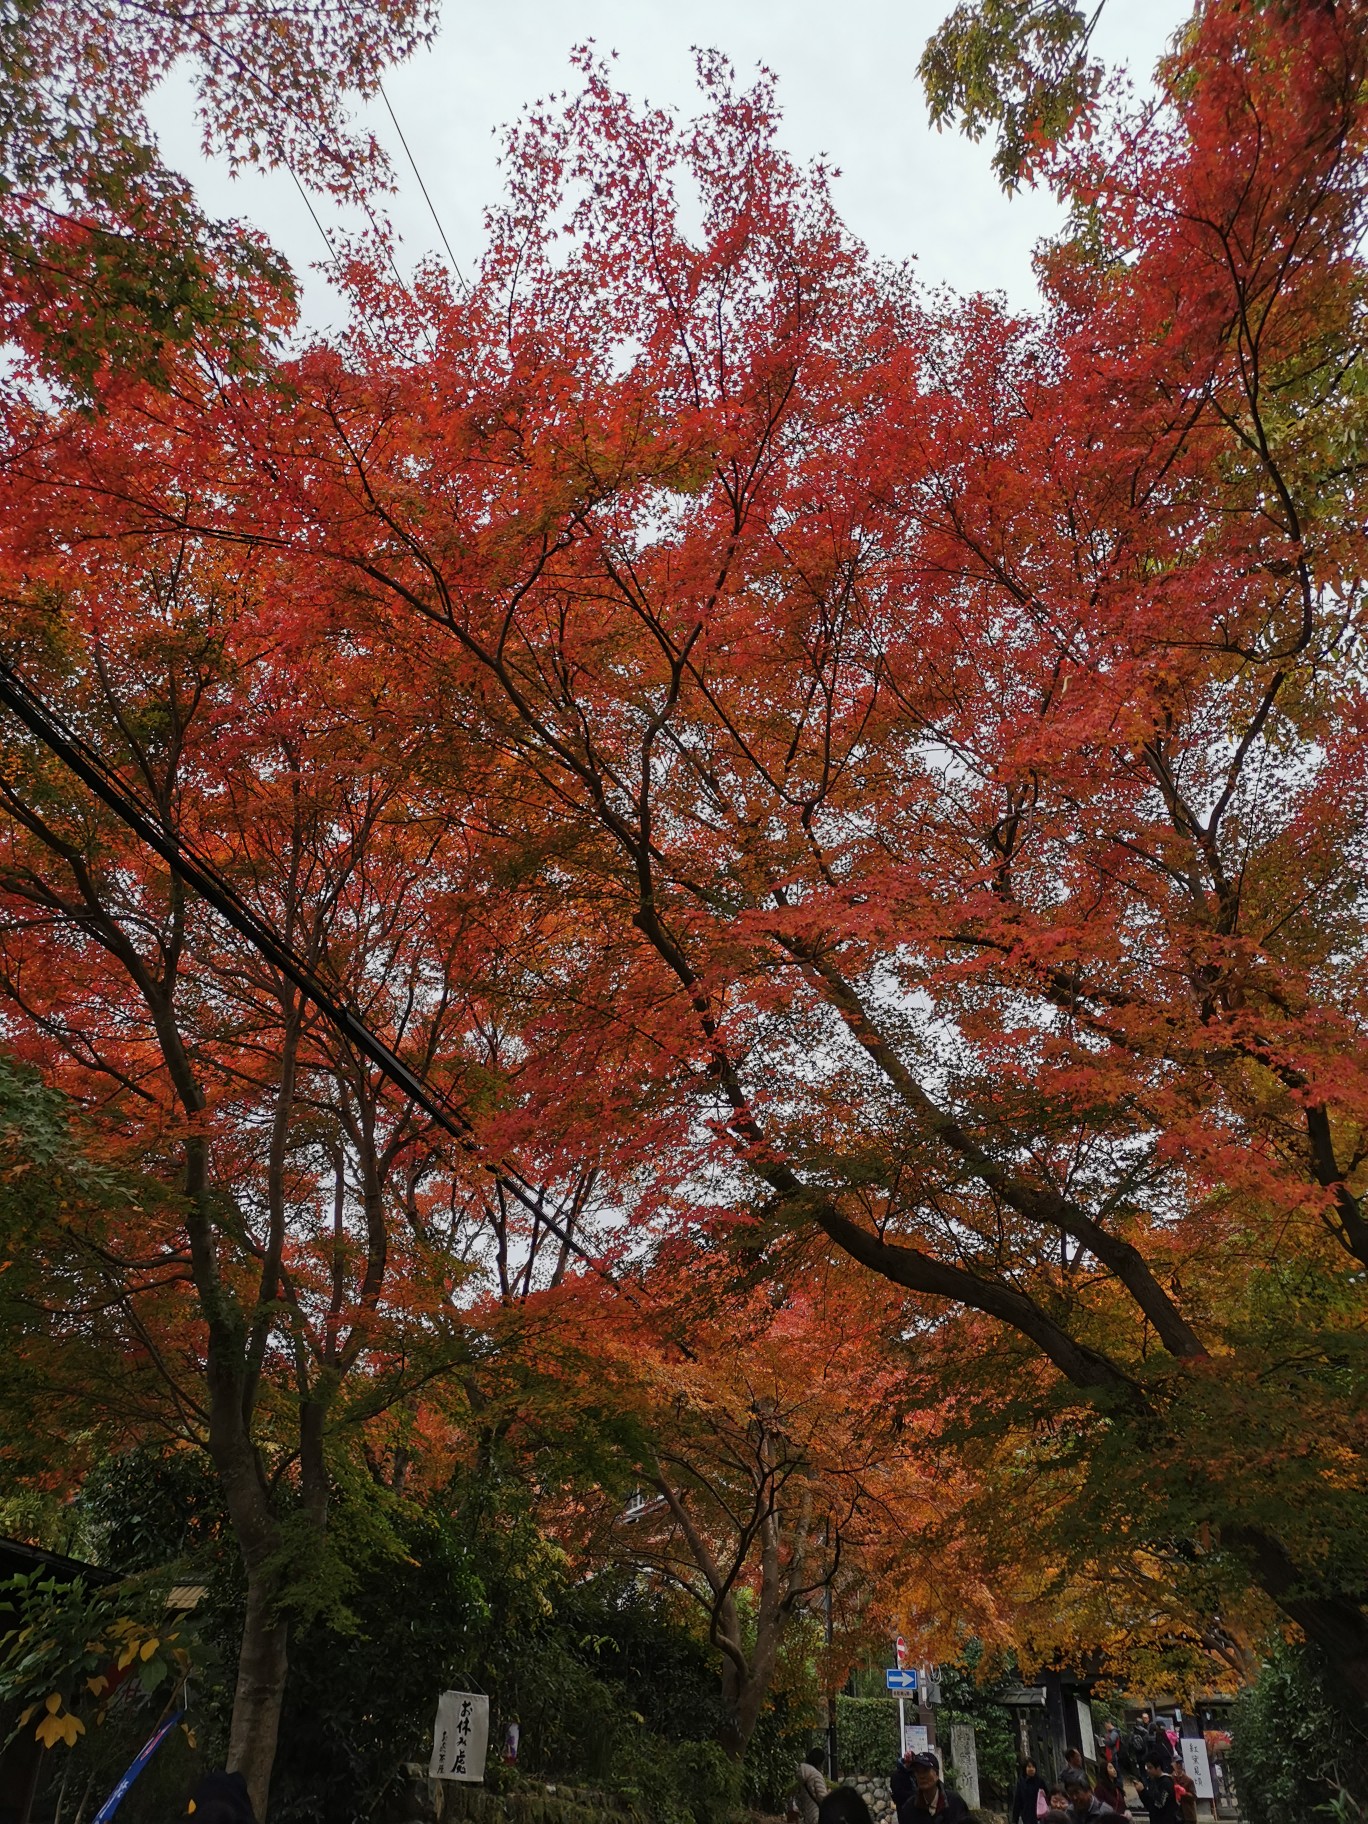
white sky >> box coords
[150,0,1191,333]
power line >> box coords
[378,79,470,299]
[0,658,602,1281]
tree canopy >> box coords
[2,0,1368,1814]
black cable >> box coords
[0,656,617,1285]
[377,79,470,298]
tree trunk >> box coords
[227,1567,290,1822]
[1228,1524,1368,1703]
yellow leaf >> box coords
[87,1675,108,1697]
[35,1713,65,1749]
[117,1643,137,1669]
[18,1704,35,1727]
[59,1714,85,1747]
[44,1692,62,1714]
[139,1638,159,1661]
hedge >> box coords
[836,1696,900,1777]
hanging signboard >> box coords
[430,1691,490,1783]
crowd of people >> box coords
[1007,1711,1203,1824]
[793,1707,1208,1824]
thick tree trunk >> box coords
[1229,1525,1368,1703]
[227,1568,290,1821]
[718,1658,769,1761]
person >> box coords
[1092,1762,1128,1816]
[1172,1765,1198,1824]
[1048,1787,1070,1814]
[1062,1769,1123,1824]
[1065,1750,1085,1773]
[183,1772,257,1823]
[1011,1757,1049,1824]
[1125,1713,1152,1777]
[797,1759,829,1824]
[1137,1756,1182,1824]
[897,1751,970,1824]
[1101,1722,1123,1776]
[821,1791,875,1824]
[1147,1720,1175,1773]
[892,1748,920,1813]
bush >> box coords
[1231,1639,1368,1821]
[836,1696,898,1776]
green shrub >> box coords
[836,1696,899,1776]
[1231,1639,1368,1821]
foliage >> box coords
[836,1697,899,1777]
[0,0,438,388]
[918,0,1103,188]
[0,1568,194,1751]
[934,1651,1018,1802]
[8,0,1368,1807]
[1231,1639,1368,1818]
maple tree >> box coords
[135,0,1358,1699]
[508,1259,923,1760]
[0,0,436,388]
[3,0,1368,1803]
[0,542,548,1809]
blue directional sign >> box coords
[885,1668,919,1693]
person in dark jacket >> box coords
[1062,1769,1123,1824]
[898,1753,970,1824]
[1011,1757,1048,1824]
[892,1749,919,1813]
[1092,1764,1128,1816]
[821,1790,875,1824]
[1137,1758,1182,1824]
[184,1771,257,1823]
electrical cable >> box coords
[0,657,612,1283]
[377,79,471,298]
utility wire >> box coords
[0,658,608,1286]
[378,79,470,298]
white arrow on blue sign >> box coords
[885,1668,919,1692]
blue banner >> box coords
[91,1708,185,1823]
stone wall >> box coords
[843,1775,895,1823]
[389,1766,647,1824]
[835,1781,1004,1824]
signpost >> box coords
[1075,1700,1097,1765]
[888,1660,918,1760]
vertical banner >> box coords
[91,1711,185,1824]
[949,1724,980,1810]
[1075,1700,1097,1764]
[430,1690,490,1782]
[1181,1739,1215,1801]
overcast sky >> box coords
[151,0,1192,332]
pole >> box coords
[899,1696,907,1758]
[824,1532,836,1779]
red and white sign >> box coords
[895,1636,908,1667]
